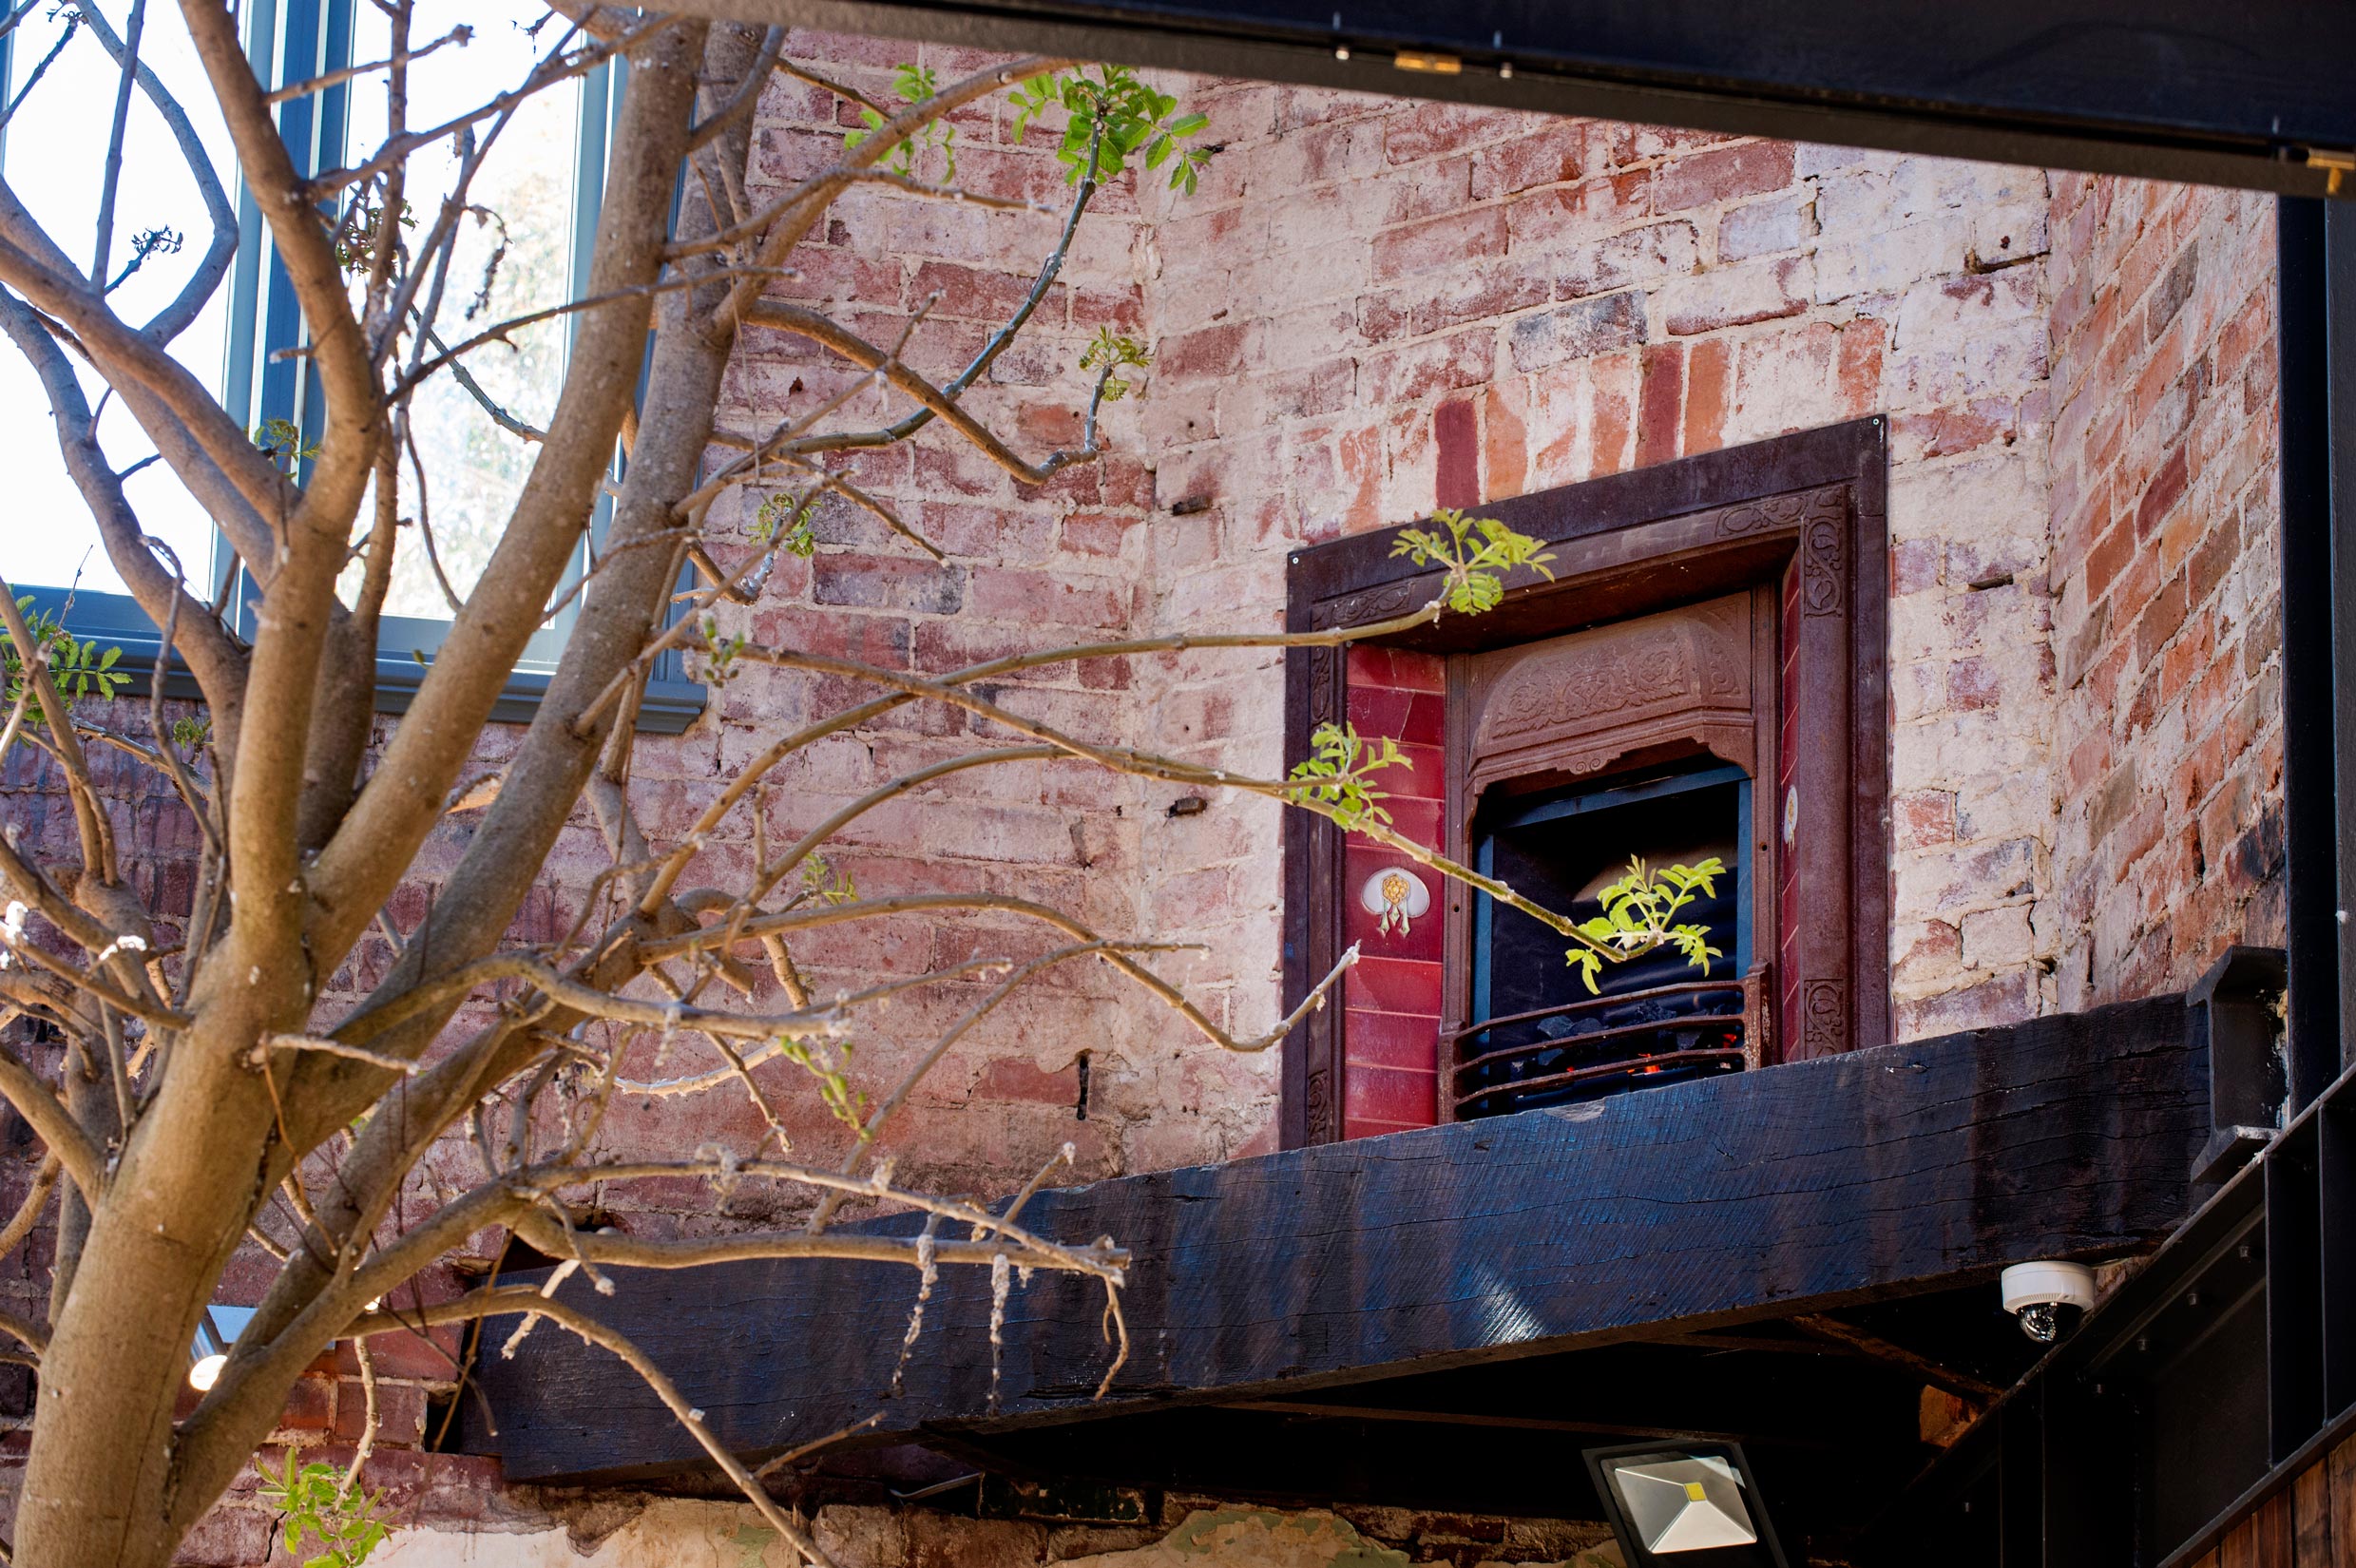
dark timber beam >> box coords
[471,995,2204,1483]
[672,0,2356,198]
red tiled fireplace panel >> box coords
[1341,646,1446,1138]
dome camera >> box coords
[2001,1260,2098,1343]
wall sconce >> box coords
[1358,865,1430,936]
[189,1305,257,1391]
[1583,1442,1789,1567]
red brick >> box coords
[336,1381,427,1444]
[1361,327,1497,407]
[1891,539,1942,597]
[2134,574,2193,664]
[1481,378,1530,500]
[813,553,965,615]
[171,1506,276,1565]
[908,259,1063,323]
[2083,520,2135,605]
[1434,397,1480,508]
[972,1056,1082,1105]
[278,1377,335,1433]
[1383,102,1525,164]
[1682,337,1732,456]
[964,568,1126,628]
[1504,292,1645,373]
[1636,342,1685,468]
[1468,121,1592,199]
[2134,446,2190,539]
[1833,317,1886,417]
[1359,268,1549,344]
[1893,791,1957,851]
[1059,512,1136,558]
[1662,257,1809,335]
[1650,141,1795,211]
[1372,206,1508,282]
[1946,657,2002,712]
[2186,513,2240,607]
[1159,320,1250,382]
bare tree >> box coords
[0,8,1710,1565]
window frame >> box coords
[1279,417,1891,1148]
[2,0,705,734]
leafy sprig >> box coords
[1009,65,1213,194]
[253,416,320,476]
[694,613,748,687]
[1080,327,1151,402]
[1284,721,1408,832]
[1563,856,1726,994]
[256,1454,392,1568]
[846,64,955,180]
[754,490,819,558]
[1389,507,1557,615]
[799,853,856,907]
[333,193,413,276]
[4,596,127,713]
[779,1034,868,1138]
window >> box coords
[0,0,700,730]
[1280,419,1890,1145]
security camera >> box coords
[2001,1260,2097,1343]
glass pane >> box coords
[343,2,584,620]
[0,3,234,599]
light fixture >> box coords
[1584,1442,1789,1568]
[1358,865,1431,936]
[188,1305,257,1391]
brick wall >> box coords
[682,32,1212,1190]
[1138,86,2064,1046]
[2046,179,2285,1004]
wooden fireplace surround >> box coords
[1279,418,1891,1148]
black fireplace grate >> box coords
[1451,979,1751,1119]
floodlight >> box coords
[1584,1442,1789,1567]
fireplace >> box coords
[1455,760,1753,1117]
[1444,590,1778,1120]
[1283,422,1892,1147]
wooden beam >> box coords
[470,994,2202,1483]
[1222,1400,1785,1449]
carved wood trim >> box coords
[1280,636,1350,1147]
[1282,418,1890,1147]
[1463,592,1758,798]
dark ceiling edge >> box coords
[671,0,2341,198]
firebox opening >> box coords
[1458,760,1752,1119]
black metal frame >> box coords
[1860,950,2356,1567]
[676,0,2356,199]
